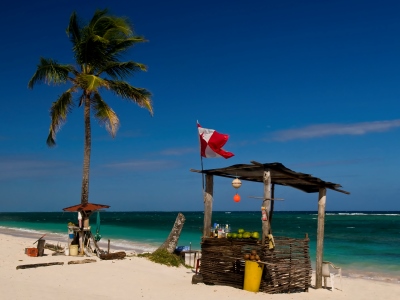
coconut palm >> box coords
[28,9,153,205]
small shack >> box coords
[63,202,110,256]
[191,161,349,293]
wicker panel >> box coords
[200,236,311,294]
[260,236,311,293]
[200,238,258,289]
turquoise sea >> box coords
[0,211,399,282]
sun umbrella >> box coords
[62,202,110,212]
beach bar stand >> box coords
[191,161,349,292]
[62,202,110,256]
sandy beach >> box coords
[1,232,399,300]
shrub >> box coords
[138,248,185,267]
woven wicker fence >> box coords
[260,236,312,294]
[200,236,311,294]
[200,238,258,289]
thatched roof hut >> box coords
[191,161,349,288]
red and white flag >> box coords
[197,122,234,159]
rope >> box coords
[94,211,102,242]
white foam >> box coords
[326,213,399,216]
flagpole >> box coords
[197,121,205,192]
[197,121,206,198]
[200,155,205,191]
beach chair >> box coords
[322,261,342,291]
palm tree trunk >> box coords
[81,94,91,204]
[157,213,186,253]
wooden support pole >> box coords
[269,183,275,224]
[203,174,214,238]
[79,231,84,255]
[262,170,271,245]
[315,187,326,289]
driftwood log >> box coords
[157,212,186,253]
[99,251,126,260]
[68,259,97,265]
[45,243,64,252]
[16,262,64,270]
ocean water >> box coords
[0,211,399,282]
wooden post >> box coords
[203,174,214,238]
[315,187,326,289]
[262,170,271,245]
[269,183,275,224]
[79,231,84,255]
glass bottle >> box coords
[214,223,219,238]
[218,226,223,238]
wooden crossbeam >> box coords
[248,196,284,201]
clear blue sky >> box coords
[1,0,399,212]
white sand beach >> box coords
[1,232,399,300]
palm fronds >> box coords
[106,80,153,115]
[75,74,109,91]
[28,58,74,89]
[66,11,81,49]
[46,90,74,147]
[99,61,147,79]
[73,9,144,71]
[29,9,153,148]
[91,92,120,137]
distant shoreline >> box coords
[0,226,155,254]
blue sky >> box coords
[1,0,399,212]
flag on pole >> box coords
[197,122,234,159]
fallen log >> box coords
[99,251,126,260]
[68,259,97,265]
[16,262,64,270]
[45,243,64,252]
[52,251,66,256]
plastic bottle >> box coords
[218,226,223,238]
[214,223,219,238]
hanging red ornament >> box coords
[233,193,241,203]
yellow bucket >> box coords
[243,260,264,292]
[69,245,79,256]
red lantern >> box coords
[233,193,241,203]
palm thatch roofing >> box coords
[190,161,349,195]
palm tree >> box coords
[28,9,153,205]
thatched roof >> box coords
[190,161,349,194]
